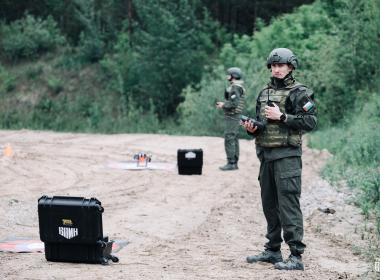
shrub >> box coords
[0,14,66,62]
[77,32,105,63]
[177,65,231,136]
[25,64,44,80]
[0,64,16,94]
[47,78,64,95]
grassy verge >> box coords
[309,93,380,263]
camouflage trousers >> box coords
[258,156,306,255]
[224,116,240,164]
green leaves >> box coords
[0,64,16,94]
[0,14,65,61]
[100,0,219,118]
[131,0,211,116]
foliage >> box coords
[0,85,162,134]
[0,14,65,62]
[309,93,380,230]
[100,0,221,117]
[99,29,139,103]
[73,0,106,63]
[177,65,227,136]
[200,0,314,34]
[315,0,380,125]
[0,64,16,94]
[47,77,64,95]
[134,0,220,117]
[1,0,131,46]
[0,0,224,133]
[0,0,315,40]
[25,64,44,80]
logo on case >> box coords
[58,227,79,239]
[62,219,73,226]
[185,152,196,159]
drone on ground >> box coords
[133,152,152,167]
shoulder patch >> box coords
[302,100,314,112]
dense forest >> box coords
[0,0,379,253]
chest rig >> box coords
[255,82,303,147]
[224,82,245,115]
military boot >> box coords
[219,162,238,171]
[246,250,283,264]
[274,254,304,270]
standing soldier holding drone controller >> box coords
[242,48,317,270]
[216,67,246,171]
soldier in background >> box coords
[216,67,245,171]
[242,48,317,270]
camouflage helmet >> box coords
[227,67,243,80]
[266,48,298,69]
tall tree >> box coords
[127,0,216,116]
[201,0,315,34]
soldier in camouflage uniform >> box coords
[216,67,245,171]
[242,48,317,270]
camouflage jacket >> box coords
[223,80,245,116]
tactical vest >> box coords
[225,82,245,116]
[255,82,303,148]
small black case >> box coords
[177,149,203,175]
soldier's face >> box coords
[271,63,293,79]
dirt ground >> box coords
[0,130,376,279]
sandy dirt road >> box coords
[0,130,375,279]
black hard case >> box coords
[44,237,114,264]
[177,149,203,175]
[38,196,103,244]
[38,195,118,264]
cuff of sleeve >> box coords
[285,114,295,125]
[223,105,233,110]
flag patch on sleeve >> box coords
[302,101,314,112]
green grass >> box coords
[309,92,380,264]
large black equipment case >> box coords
[38,195,119,265]
[177,149,203,175]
